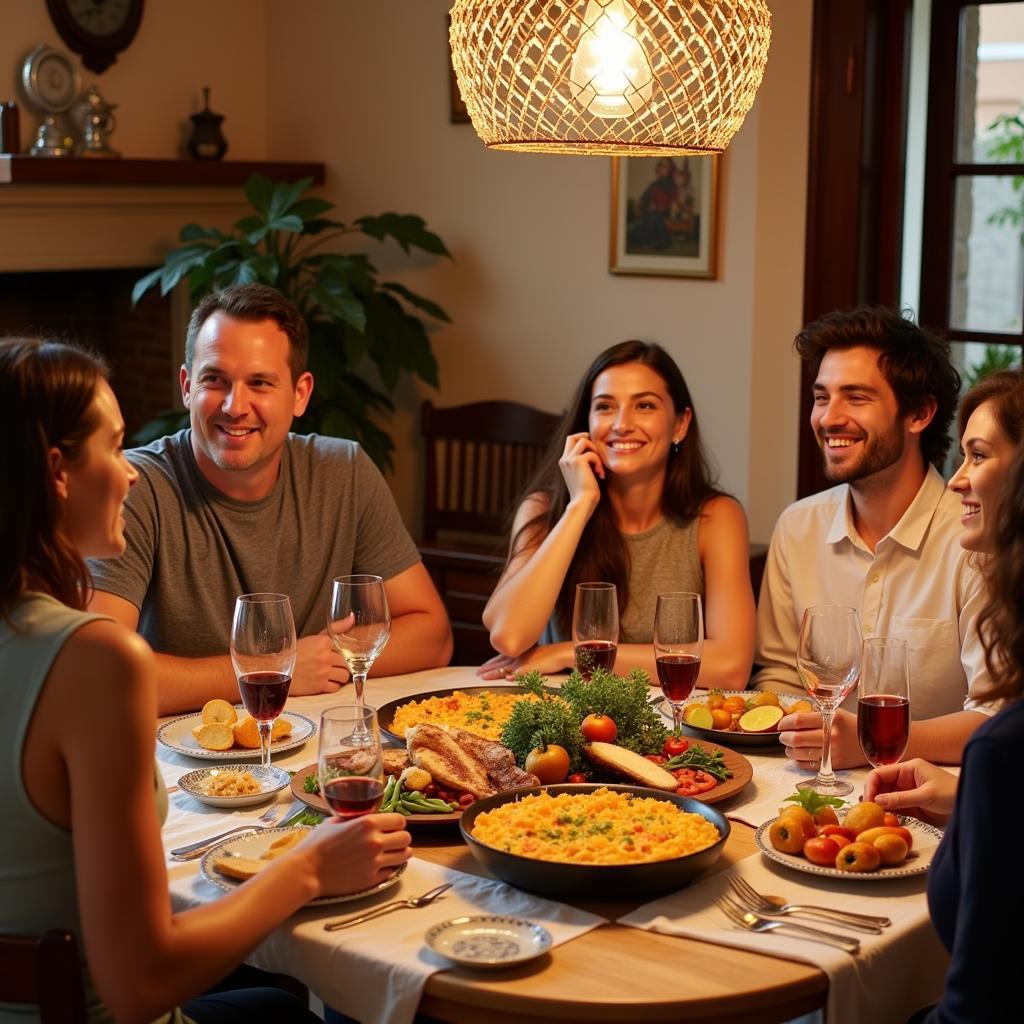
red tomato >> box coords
[803,836,841,866]
[525,744,571,784]
[883,812,901,829]
[820,825,857,841]
[581,713,618,743]
[662,735,690,758]
[644,754,668,765]
[458,793,475,807]
[830,834,852,851]
[673,769,717,795]
[567,773,588,783]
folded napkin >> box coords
[619,854,947,1024]
[170,856,605,1024]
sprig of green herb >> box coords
[500,672,583,769]
[663,743,732,781]
[303,772,319,793]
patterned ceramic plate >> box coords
[158,710,316,760]
[177,764,290,808]
[754,816,944,881]
[425,915,553,968]
[200,826,407,906]
[656,690,803,748]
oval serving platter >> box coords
[657,689,802,748]
[754,816,944,881]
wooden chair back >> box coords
[0,929,89,1023]
[421,399,561,541]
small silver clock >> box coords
[21,43,82,116]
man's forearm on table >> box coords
[153,652,238,716]
[371,611,453,675]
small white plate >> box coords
[200,827,407,906]
[425,915,552,968]
[157,710,315,760]
[754,816,944,881]
[177,764,290,808]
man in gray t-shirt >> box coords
[89,283,452,714]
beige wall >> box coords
[1,0,811,544]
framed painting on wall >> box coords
[610,155,720,278]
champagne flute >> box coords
[653,592,704,733]
[857,636,910,768]
[572,582,618,679]
[796,604,862,797]
[318,705,386,817]
[328,575,390,708]
[230,593,296,769]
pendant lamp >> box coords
[449,0,772,156]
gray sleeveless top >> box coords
[542,514,704,644]
[0,593,178,1024]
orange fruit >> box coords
[710,709,732,730]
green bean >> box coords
[381,776,400,812]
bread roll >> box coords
[201,698,238,726]
[194,723,234,751]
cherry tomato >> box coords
[662,735,689,758]
[525,744,571,784]
[722,696,747,714]
[673,769,717,795]
[803,836,841,866]
[458,793,475,807]
[581,713,618,743]
[883,812,901,829]
[820,824,856,841]
[567,772,588,783]
[645,754,668,765]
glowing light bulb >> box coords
[569,0,653,119]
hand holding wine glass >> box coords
[572,582,618,679]
[318,706,386,817]
[796,604,862,797]
[653,592,704,734]
[328,575,390,708]
[858,636,910,768]
[230,593,297,769]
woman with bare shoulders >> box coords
[864,370,1024,1021]
[0,338,411,1023]
[478,341,755,687]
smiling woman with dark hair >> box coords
[478,340,755,687]
[0,337,411,1024]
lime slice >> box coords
[737,705,785,733]
[682,704,714,729]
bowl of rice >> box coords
[460,784,729,898]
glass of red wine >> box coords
[653,592,704,732]
[858,636,910,768]
[230,593,297,769]
[572,582,619,679]
[318,705,385,818]
[796,604,862,797]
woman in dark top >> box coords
[865,371,1024,1022]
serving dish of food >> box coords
[460,783,730,898]
[661,689,807,748]
[754,794,943,881]
[158,701,315,760]
[200,826,407,905]
[177,764,290,808]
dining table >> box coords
[158,666,949,1024]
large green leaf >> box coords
[288,197,335,222]
[381,281,451,322]
[131,267,163,307]
[268,179,313,224]
[355,213,452,258]
[310,283,366,332]
[244,174,275,216]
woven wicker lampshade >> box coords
[449,0,772,156]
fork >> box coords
[170,802,290,860]
[716,896,861,954]
[323,883,454,931]
[729,876,892,930]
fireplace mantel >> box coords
[0,157,326,274]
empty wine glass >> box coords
[572,582,618,679]
[318,706,385,818]
[858,636,910,768]
[796,604,863,797]
[328,575,390,708]
[230,593,297,768]
[653,592,704,733]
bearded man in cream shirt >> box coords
[754,307,996,771]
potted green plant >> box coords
[132,174,451,470]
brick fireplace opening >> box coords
[0,268,178,439]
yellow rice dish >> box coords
[470,788,721,865]
[389,689,545,742]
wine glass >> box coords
[857,636,910,768]
[328,575,391,708]
[653,592,704,733]
[318,705,386,817]
[230,593,297,769]
[795,604,863,797]
[572,582,619,679]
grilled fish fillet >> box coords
[406,723,495,798]
[448,727,539,791]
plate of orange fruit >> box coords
[657,689,809,748]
